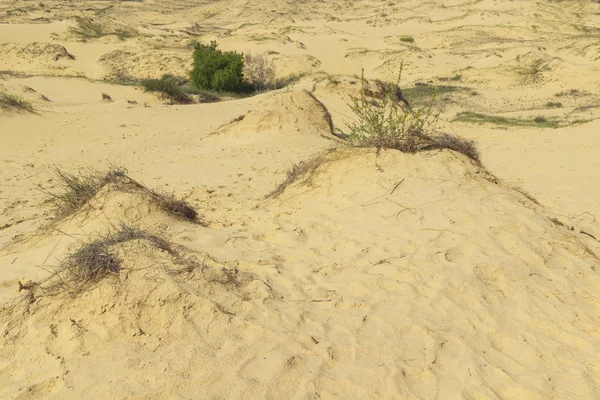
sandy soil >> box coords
[1,0,600,399]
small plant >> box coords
[190,41,246,93]
[0,92,34,113]
[244,53,276,92]
[399,35,415,43]
[338,67,480,163]
[546,101,562,108]
[141,74,193,104]
[101,93,112,101]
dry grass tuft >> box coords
[244,53,276,91]
[266,148,340,198]
[47,167,202,224]
[41,223,199,295]
[0,92,35,113]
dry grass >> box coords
[0,92,35,113]
[244,53,276,92]
[266,148,341,198]
[40,223,200,295]
[46,166,202,224]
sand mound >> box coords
[215,90,334,137]
[1,150,600,399]
[98,49,190,81]
[0,42,74,63]
[1,237,271,399]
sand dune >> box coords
[1,0,600,399]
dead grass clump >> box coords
[47,167,201,224]
[0,92,35,113]
[244,53,276,92]
[340,67,481,164]
[266,148,340,198]
[44,224,193,295]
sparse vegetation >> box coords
[402,83,460,105]
[244,53,276,92]
[338,68,480,163]
[41,223,200,295]
[439,74,462,82]
[0,92,34,113]
[266,148,341,198]
[47,166,201,224]
[399,35,415,43]
[453,112,560,128]
[141,74,193,104]
[546,101,562,108]
[514,58,550,83]
[101,93,112,101]
[69,17,138,40]
[190,41,247,93]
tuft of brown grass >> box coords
[46,166,202,224]
[41,223,200,295]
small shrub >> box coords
[399,35,415,43]
[546,101,562,108]
[101,93,112,101]
[141,74,193,104]
[339,67,480,163]
[244,53,276,91]
[190,41,245,92]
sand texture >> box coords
[1,0,600,399]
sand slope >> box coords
[2,149,599,399]
[2,0,600,399]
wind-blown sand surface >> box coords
[1,0,600,399]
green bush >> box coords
[141,74,192,104]
[190,41,245,92]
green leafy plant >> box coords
[190,41,246,92]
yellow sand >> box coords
[1,0,599,399]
